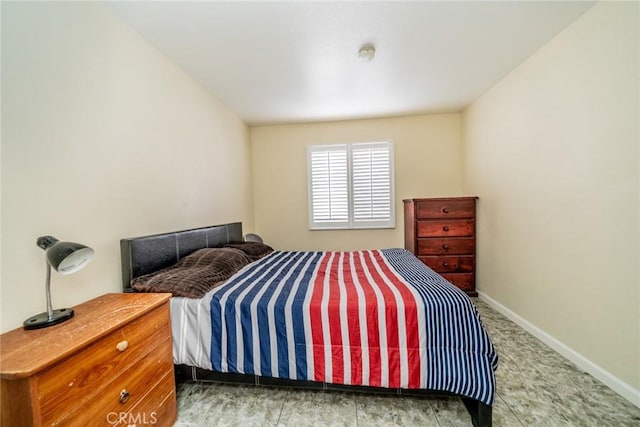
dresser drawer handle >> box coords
[119,389,130,404]
[443,261,449,268]
[442,244,449,250]
[443,226,449,232]
[442,207,449,214]
[116,340,129,352]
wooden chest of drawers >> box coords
[404,197,478,296]
[0,293,176,426]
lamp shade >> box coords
[47,243,94,274]
[37,236,95,273]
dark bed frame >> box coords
[120,222,492,427]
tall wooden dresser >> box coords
[0,293,176,427]
[404,197,478,296]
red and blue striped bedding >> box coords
[209,248,498,405]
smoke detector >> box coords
[358,44,376,62]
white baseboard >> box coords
[477,291,640,408]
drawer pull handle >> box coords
[443,226,449,232]
[442,244,449,250]
[116,340,129,352]
[442,207,449,214]
[119,389,130,404]
[443,262,449,268]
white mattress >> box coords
[170,293,214,369]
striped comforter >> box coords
[195,248,498,405]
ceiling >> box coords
[107,1,595,126]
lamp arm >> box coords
[45,261,54,321]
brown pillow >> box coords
[130,247,251,298]
[223,241,274,261]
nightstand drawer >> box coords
[44,336,173,426]
[441,273,475,291]
[417,238,474,255]
[38,305,170,424]
[416,219,474,237]
[420,256,474,273]
[416,200,475,219]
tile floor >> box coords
[174,298,640,426]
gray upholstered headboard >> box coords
[120,222,243,292]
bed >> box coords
[121,222,498,426]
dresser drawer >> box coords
[441,273,475,291]
[416,199,475,219]
[417,238,474,255]
[115,372,176,427]
[416,219,474,237]
[38,305,171,425]
[48,336,173,426]
[420,256,474,273]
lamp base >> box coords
[23,308,74,330]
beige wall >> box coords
[251,114,464,251]
[463,0,639,395]
[0,3,254,332]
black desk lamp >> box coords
[23,236,94,330]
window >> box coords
[307,141,395,230]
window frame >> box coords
[307,141,395,230]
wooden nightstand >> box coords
[0,293,176,426]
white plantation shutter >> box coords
[352,143,393,226]
[308,141,394,230]
[309,146,349,226]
